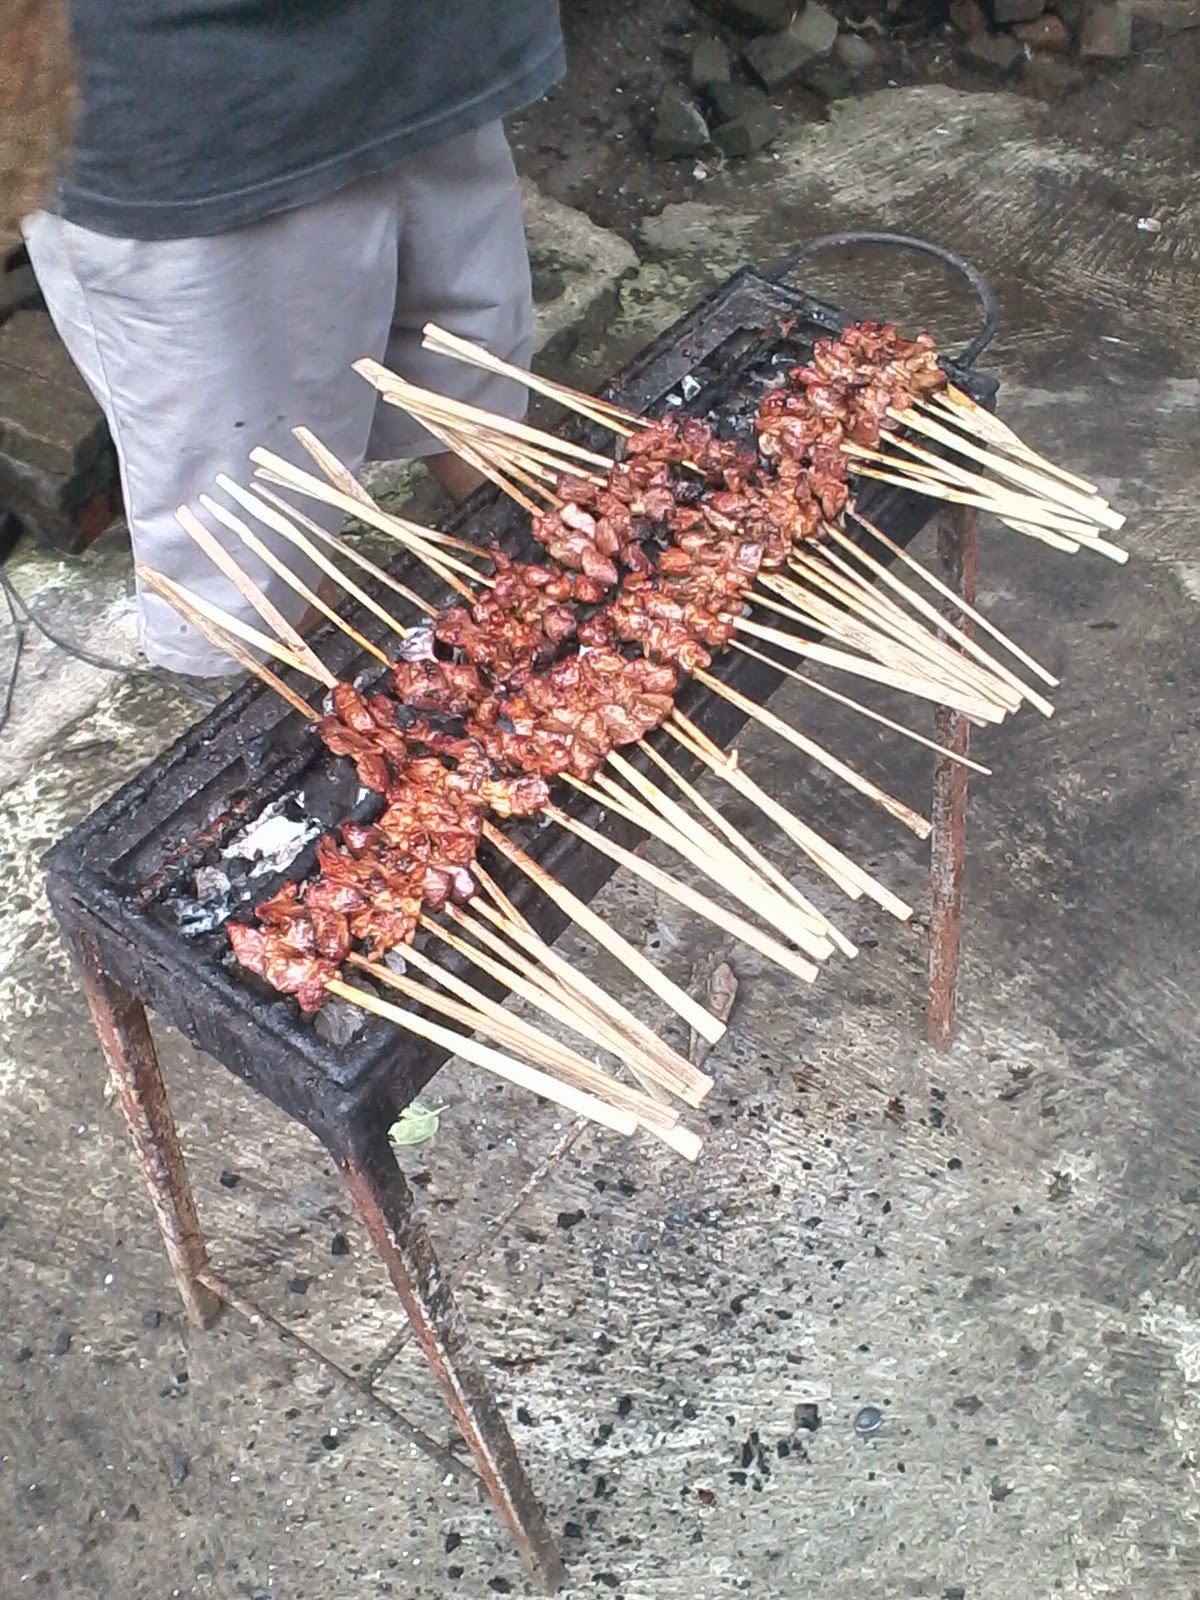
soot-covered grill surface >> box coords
[44,269,995,1148]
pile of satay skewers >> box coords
[141,318,1125,1162]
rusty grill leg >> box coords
[343,1131,566,1594]
[928,504,979,1051]
[68,931,221,1328]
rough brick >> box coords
[0,310,117,550]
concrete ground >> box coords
[3,66,1200,1600]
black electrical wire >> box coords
[0,563,153,738]
[766,229,999,368]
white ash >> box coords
[174,900,227,936]
[194,865,231,902]
[220,799,320,879]
[398,622,436,661]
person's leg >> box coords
[366,121,534,504]
[23,181,405,676]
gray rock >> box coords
[314,996,366,1046]
[704,80,761,122]
[712,94,783,156]
[799,56,854,98]
[950,0,989,31]
[990,0,1045,22]
[0,264,41,321]
[704,80,766,123]
[691,36,732,88]
[744,4,839,89]
[720,0,798,33]
[652,88,710,158]
[1079,0,1132,54]
[835,33,879,72]
[1014,11,1071,44]
[1023,53,1086,96]
[960,30,1026,73]
[1048,0,1084,33]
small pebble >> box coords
[52,1330,72,1357]
[330,1232,349,1257]
[16,1344,33,1363]
[170,1456,190,1485]
[854,1404,883,1437]
[218,1170,241,1189]
[143,1309,163,1330]
[289,1275,312,1296]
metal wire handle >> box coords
[766,230,1000,368]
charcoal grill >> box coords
[44,260,994,1590]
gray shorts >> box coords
[23,122,532,675]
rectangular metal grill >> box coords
[44,267,994,1150]
[42,267,995,1590]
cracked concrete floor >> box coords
[3,81,1200,1600]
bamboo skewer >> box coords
[253,482,437,619]
[854,434,1128,563]
[350,951,691,1149]
[634,738,858,959]
[784,549,1021,715]
[542,802,821,984]
[571,768,835,964]
[481,822,725,1046]
[291,427,490,559]
[735,612,1006,720]
[749,577,960,692]
[421,322,640,434]
[787,541,1014,706]
[465,860,704,1101]
[139,569,326,717]
[666,715,865,904]
[845,507,1058,687]
[419,914,668,1095]
[139,568,328,688]
[324,977,638,1136]
[926,391,1101,498]
[889,405,1125,535]
[172,505,329,682]
[417,917,702,1158]
[602,750,836,946]
[862,429,1099,531]
[819,524,1056,719]
[845,460,1085,552]
[213,478,412,646]
[249,448,482,599]
[668,713,913,921]
[773,558,1018,715]
[354,361,618,472]
[196,493,392,668]
[453,895,711,1107]
[728,637,991,776]
[744,583,1004,722]
[693,668,931,839]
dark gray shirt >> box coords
[60,1,564,239]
